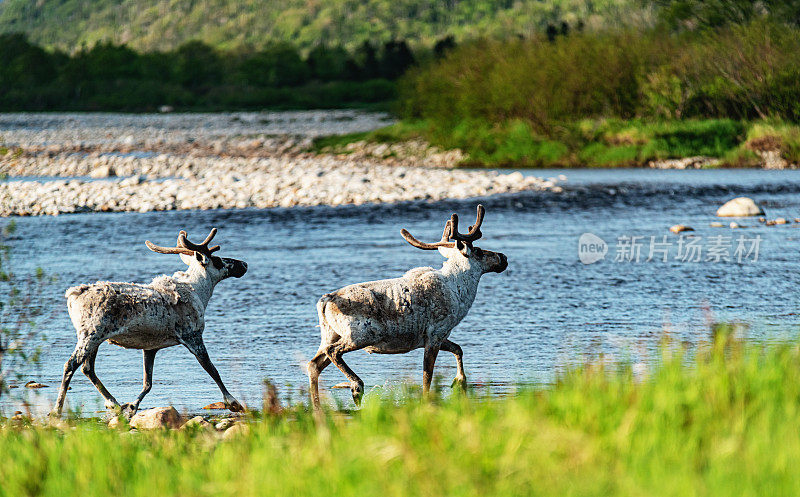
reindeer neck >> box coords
[440,256,483,301]
[173,266,218,308]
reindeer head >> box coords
[145,228,248,282]
[401,205,508,274]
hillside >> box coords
[0,0,647,51]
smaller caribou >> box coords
[52,228,247,417]
[308,205,507,407]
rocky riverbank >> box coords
[0,112,559,216]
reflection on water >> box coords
[4,169,800,414]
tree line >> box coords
[0,35,423,111]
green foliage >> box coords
[4,333,800,495]
[641,22,800,121]
[235,44,309,87]
[388,20,800,166]
[0,0,646,52]
[400,33,650,129]
[324,117,800,168]
[0,33,55,90]
[744,122,800,163]
[401,22,800,129]
[654,0,800,29]
[0,34,401,111]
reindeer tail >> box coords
[316,294,335,337]
[65,284,91,302]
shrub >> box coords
[400,32,650,131]
[400,22,800,131]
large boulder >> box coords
[717,197,764,217]
[130,407,183,430]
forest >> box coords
[0,35,418,110]
[0,0,645,51]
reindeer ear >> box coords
[456,240,471,257]
[194,251,209,266]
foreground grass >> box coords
[315,118,800,168]
[3,332,800,496]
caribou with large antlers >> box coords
[51,228,247,417]
[308,204,507,407]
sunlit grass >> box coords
[315,117,800,168]
[3,328,800,496]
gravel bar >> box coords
[0,112,559,216]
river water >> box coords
[4,168,800,414]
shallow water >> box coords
[4,168,800,414]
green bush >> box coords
[400,32,649,131]
[401,22,800,130]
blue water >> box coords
[4,168,800,414]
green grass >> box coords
[316,117,800,168]
[4,328,800,496]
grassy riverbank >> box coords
[314,118,800,168]
[3,329,800,496]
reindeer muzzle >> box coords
[494,253,508,273]
[230,260,248,278]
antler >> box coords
[450,204,484,246]
[178,228,220,255]
[145,228,221,256]
[401,220,455,250]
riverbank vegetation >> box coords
[3,327,800,496]
[380,19,800,167]
[315,117,800,168]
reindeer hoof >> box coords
[451,377,467,391]
[120,403,139,418]
[351,383,364,406]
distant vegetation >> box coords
[3,0,800,165]
[401,21,800,126]
[4,328,800,496]
[0,34,416,111]
[386,19,800,166]
[0,0,647,52]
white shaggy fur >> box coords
[308,244,507,407]
[52,247,247,417]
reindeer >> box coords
[51,228,247,417]
[307,205,508,407]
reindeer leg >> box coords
[82,346,120,411]
[182,338,244,412]
[121,349,157,416]
[50,345,85,417]
[422,345,440,396]
[440,339,467,390]
[324,342,364,406]
[307,348,331,409]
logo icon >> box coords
[578,233,607,264]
